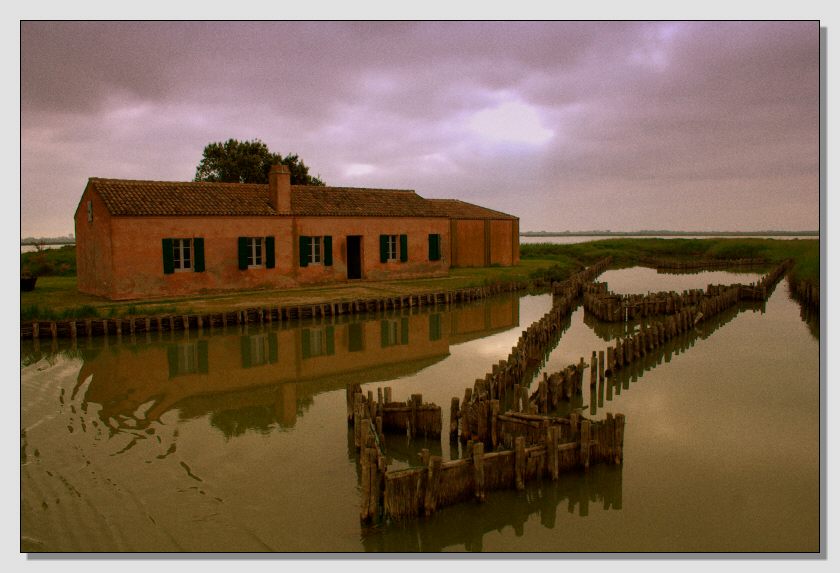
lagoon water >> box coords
[20,267,819,552]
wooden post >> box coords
[375,416,383,439]
[424,456,442,516]
[449,397,460,440]
[410,394,421,439]
[490,399,499,449]
[514,436,526,490]
[590,351,597,387]
[473,442,485,502]
[581,419,591,470]
[353,393,363,448]
[377,387,383,416]
[547,425,559,480]
[384,387,392,404]
[420,448,430,467]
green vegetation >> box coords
[194,138,325,185]
[21,245,76,277]
[20,238,818,321]
[520,238,819,285]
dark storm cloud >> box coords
[21,21,818,236]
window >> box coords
[299,236,333,267]
[87,200,93,222]
[347,322,365,352]
[310,236,322,264]
[173,239,192,271]
[248,238,263,267]
[163,238,205,274]
[380,234,408,263]
[238,236,275,270]
[429,313,442,341]
[386,235,398,261]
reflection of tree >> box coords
[208,396,315,438]
[361,463,623,552]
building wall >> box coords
[107,215,298,300]
[292,216,450,283]
[75,185,114,297]
[93,214,451,299]
[450,218,519,268]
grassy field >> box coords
[20,238,819,320]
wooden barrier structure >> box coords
[371,411,625,522]
[787,275,820,314]
[638,257,768,271]
[583,260,793,323]
[21,279,544,341]
[347,384,442,442]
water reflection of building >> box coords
[71,296,519,436]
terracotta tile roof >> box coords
[292,185,444,217]
[427,198,518,220]
[89,178,450,218]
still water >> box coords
[20,268,819,552]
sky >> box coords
[20,20,820,237]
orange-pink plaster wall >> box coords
[75,184,114,297]
[293,216,450,283]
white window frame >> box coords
[173,238,193,272]
[386,235,398,262]
[309,236,322,265]
[247,237,264,268]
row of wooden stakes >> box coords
[22,281,534,340]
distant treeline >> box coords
[521,230,819,237]
[21,236,75,245]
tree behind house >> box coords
[194,139,325,185]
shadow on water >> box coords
[360,463,624,552]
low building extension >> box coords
[74,165,519,300]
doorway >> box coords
[347,236,362,279]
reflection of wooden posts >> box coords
[473,443,485,502]
[547,425,560,480]
[581,419,591,470]
[590,351,597,387]
[615,414,625,464]
[598,350,605,382]
[490,400,499,448]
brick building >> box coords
[75,165,519,300]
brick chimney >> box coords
[269,163,291,213]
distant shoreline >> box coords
[520,231,819,238]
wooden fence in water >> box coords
[638,257,768,271]
[21,280,545,341]
[358,408,624,522]
[347,384,442,446]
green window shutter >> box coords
[299,236,310,268]
[399,234,408,262]
[268,332,278,363]
[326,326,335,355]
[348,322,364,352]
[265,236,275,269]
[380,320,389,348]
[197,340,209,373]
[240,336,251,368]
[400,316,409,344]
[323,236,333,266]
[167,345,178,378]
[193,238,205,272]
[238,237,249,270]
[379,235,388,263]
[162,238,174,274]
[301,329,311,359]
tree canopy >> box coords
[194,139,325,186]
